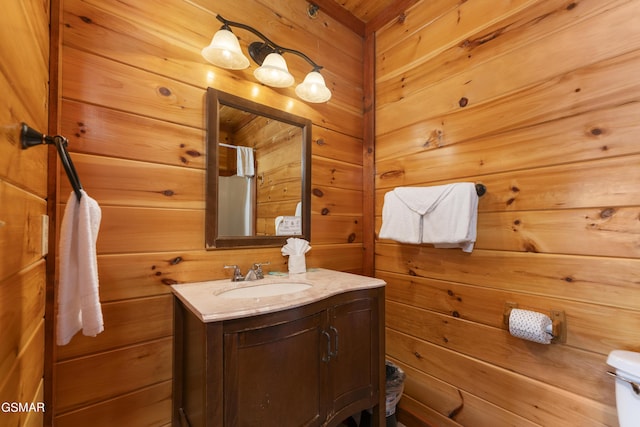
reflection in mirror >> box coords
[205,88,311,248]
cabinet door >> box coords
[224,312,326,427]
[327,295,378,417]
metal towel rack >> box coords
[20,123,83,201]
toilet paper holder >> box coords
[503,302,567,344]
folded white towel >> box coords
[379,191,422,244]
[379,183,479,252]
[418,184,478,252]
[57,190,104,345]
[236,146,255,177]
[281,237,311,256]
[281,237,311,274]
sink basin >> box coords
[218,282,312,299]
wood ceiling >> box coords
[309,0,418,35]
[330,0,400,23]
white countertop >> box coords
[171,268,386,322]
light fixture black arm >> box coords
[216,14,323,71]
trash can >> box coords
[357,361,405,427]
[385,360,405,427]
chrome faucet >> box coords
[249,262,270,280]
[224,262,270,282]
[224,265,244,282]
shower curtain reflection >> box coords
[218,175,255,236]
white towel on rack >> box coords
[236,146,255,177]
[378,190,423,244]
[379,183,479,252]
[57,190,104,345]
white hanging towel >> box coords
[57,190,104,345]
[378,191,423,244]
[236,146,255,177]
[379,183,479,252]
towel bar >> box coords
[20,123,83,201]
[475,183,486,196]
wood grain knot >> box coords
[347,233,356,243]
[158,86,172,96]
[321,208,330,215]
[380,169,404,179]
[458,97,469,107]
[312,188,324,197]
[448,390,464,419]
[425,129,443,147]
[600,208,615,218]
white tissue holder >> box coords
[503,302,566,344]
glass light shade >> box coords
[295,71,332,103]
[201,29,249,70]
[253,53,294,88]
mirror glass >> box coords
[205,88,311,248]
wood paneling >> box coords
[63,0,363,132]
[0,182,47,281]
[56,295,174,361]
[0,324,46,427]
[54,0,365,423]
[374,0,640,425]
[0,1,49,426]
[60,100,206,169]
[54,381,172,427]
[0,263,46,376]
[60,153,205,209]
[55,337,172,413]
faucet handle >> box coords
[224,264,244,282]
[252,261,270,279]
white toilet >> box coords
[607,350,640,426]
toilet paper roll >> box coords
[288,255,306,274]
[508,308,553,344]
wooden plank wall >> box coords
[241,116,303,235]
[0,1,50,427]
[52,0,364,424]
[374,0,640,426]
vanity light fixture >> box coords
[202,14,332,103]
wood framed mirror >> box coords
[205,88,312,248]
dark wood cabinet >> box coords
[173,287,385,427]
[224,311,325,426]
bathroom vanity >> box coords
[171,269,386,427]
